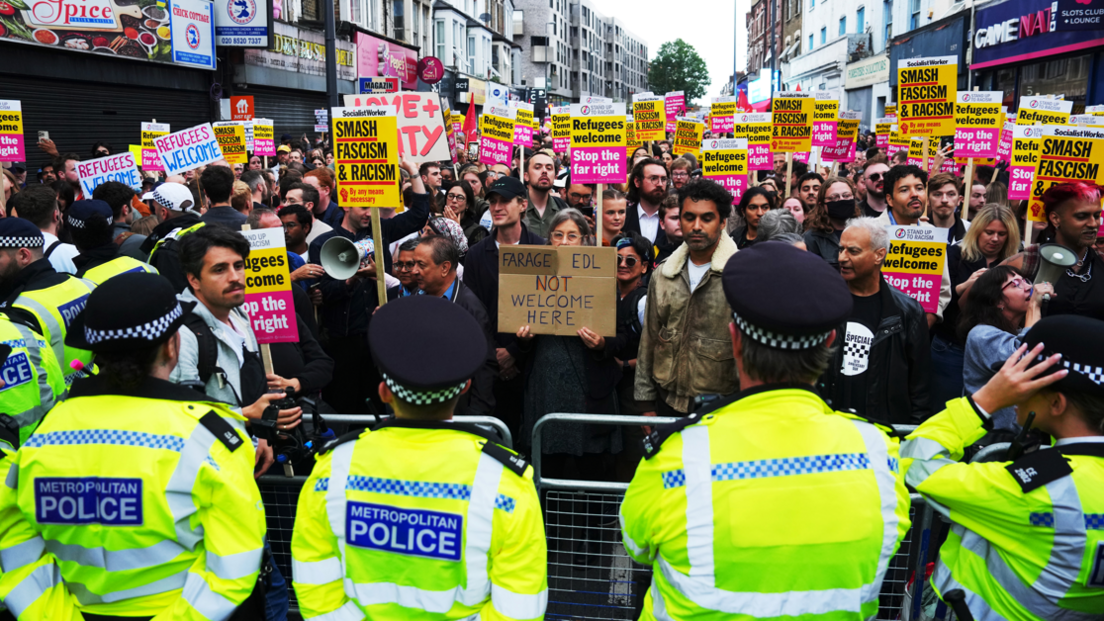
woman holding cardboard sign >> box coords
[515,208,627,481]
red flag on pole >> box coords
[795,84,802,91]
[737,89,752,112]
[462,93,478,146]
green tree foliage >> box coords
[647,39,711,103]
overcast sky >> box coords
[600,0,749,105]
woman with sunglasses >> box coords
[515,209,627,479]
[960,266,1055,429]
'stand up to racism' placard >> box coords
[332,106,401,208]
[733,113,772,170]
[479,104,516,166]
[673,117,704,157]
[882,226,949,314]
[498,245,617,337]
[954,92,1003,159]
[570,101,627,184]
[241,227,299,344]
[897,56,957,137]
[0,100,23,162]
[212,122,248,164]
[702,138,748,203]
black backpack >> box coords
[181,311,265,408]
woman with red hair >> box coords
[1004,181,1104,318]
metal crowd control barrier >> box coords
[532,414,936,621]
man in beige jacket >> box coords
[636,179,740,417]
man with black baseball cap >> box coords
[621,241,911,619]
[0,273,267,619]
[68,198,158,284]
[901,314,1104,619]
[291,296,547,620]
[462,175,546,433]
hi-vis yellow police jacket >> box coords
[10,273,96,385]
[901,396,1104,620]
[0,376,265,620]
[80,256,159,286]
[0,314,66,445]
[620,386,911,620]
[292,420,548,621]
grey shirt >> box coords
[169,288,258,413]
[963,324,1029,431]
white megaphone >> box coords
[1035,243,1078,302]
[320,236,375,280]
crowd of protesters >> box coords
[2,121,1101,488]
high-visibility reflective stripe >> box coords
[650,573,674,621]
[4,462,16,489]
[345,580,465,613]
[1037,477,1085,602]
[0,535,45,572]
[182,570,239,621]
[681,425,715,586]
[69,569,188,605]
[293,557,345,585]
[45,538,184,572]
[324,441,356,597]
[461,451,501,604]
[851,419,903,605]
[903,453,956,490]
[3,562,63,616]
[166,420,219,551]
[491,584,547,619]
[942,521,1099,621]
[900,436,949,462]
[305,601,364,621]
[10,322,58,432]
[14,296,66,367]
[657,556,864,616]
[207,547,263,581]
[618,512,649,560]
[930,562,1004,621]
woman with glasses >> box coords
[515,209,627,479]
[803,176,861,270]
[930,205,1021,408]
[960,266,1054,429]
[442,181,486,245]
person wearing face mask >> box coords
[803,177,862,270]
[817,217,931,424]
[730,187,775,249]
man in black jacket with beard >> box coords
[817,216,931,424]
[623,158,669,246]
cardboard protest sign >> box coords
[497,245,617,337]
[479,104,516,166]
[140,122,170,172]
[154,124,223,176]
[343,92,449,163]
[1017,97,1073,126]
[1029,126,1104,218]
[633,95,665,141]
[665,92,685,132]
[770,92,814,153]
[0,101,24,162]
[875,118,891,149]
[995,121,1015,163]
[551,106,571,152]
[882,226,949,314]
[733,113,772,170]
[1010,125,1044,203]
[78,152,141,198]
[823,112,862,162]
[569,101,627,184]
[241,227,299,344]
[897,56,957,136]
[812,90,841,147]
[332,106,401,208]
[673,117,704,157]
[625,116,640,159]
[954,91,1003,159]
[212,122,248,164]
[710,96,737,133]
[252,119,276,157]
[702,138,748,203]
[511,101,535,148]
